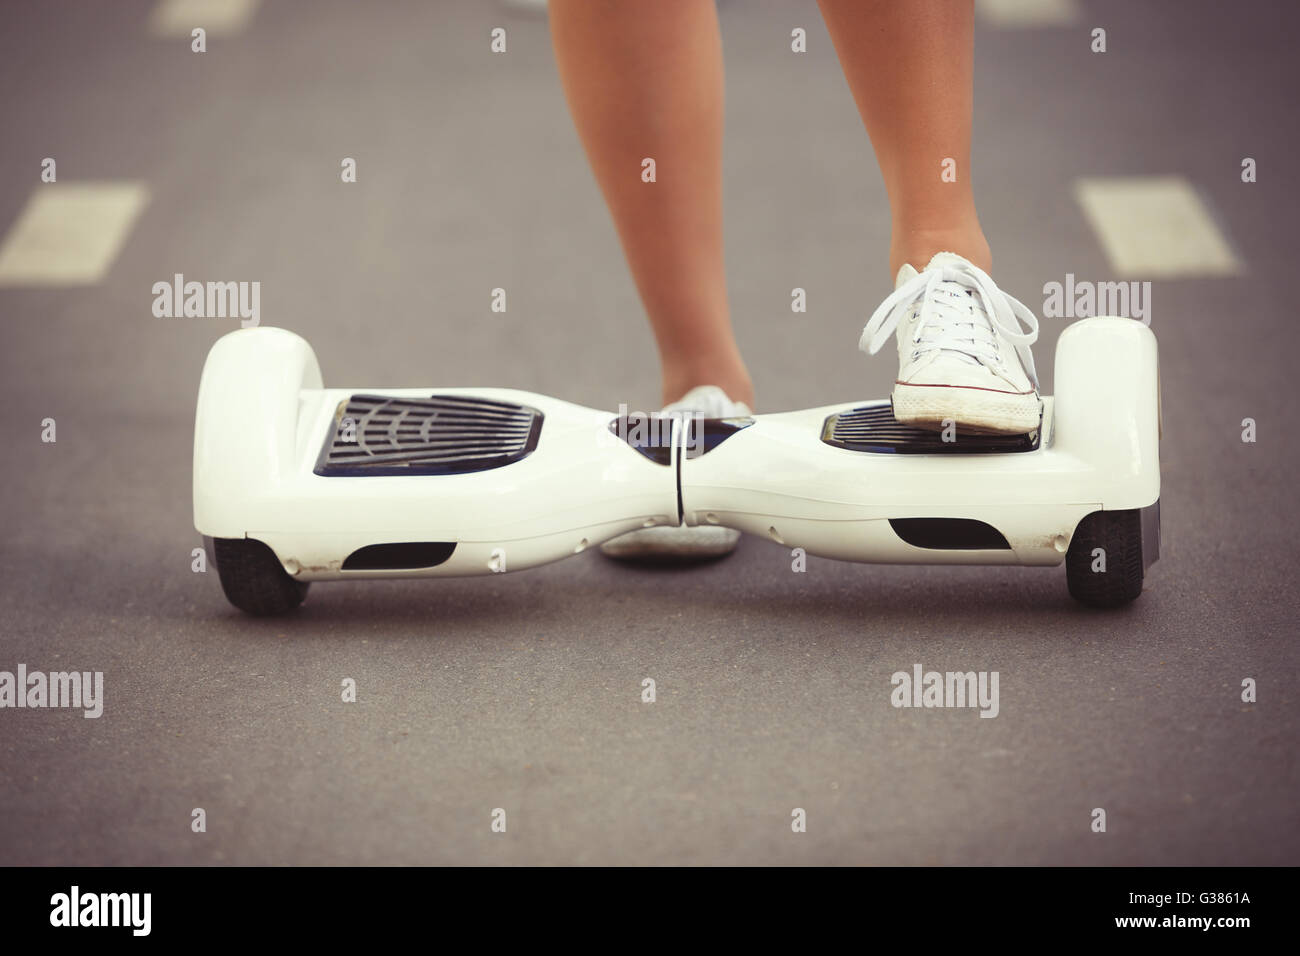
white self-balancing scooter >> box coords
[193,316,1159,615]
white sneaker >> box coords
[600,385,752,563]
[859,251,1041,434]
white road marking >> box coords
[1074,176,1242,278]
[148,0,261,36]
[976,0,1081,28]
[0,183,150,286]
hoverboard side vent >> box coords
[315,394,543,476]
[821,403,1039,454]
[342,542,457,570]
[888,518,1011,550]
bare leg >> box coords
[817,0,992,279]
[550,0,753,408]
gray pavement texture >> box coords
[1,0,1297,865]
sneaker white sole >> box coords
[599,524,740,562]
[892,382,1041,435]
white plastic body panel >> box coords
[680,399,1088,566]
[681,317,1158,567]
[194,329,680,579]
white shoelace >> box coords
[859,261,1040,386]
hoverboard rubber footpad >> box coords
[314,394,544,476]
[821,403,1040,454]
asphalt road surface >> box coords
[0,0,1296,865]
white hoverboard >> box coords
[193,317,1160,615]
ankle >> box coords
[891,228,992,278]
